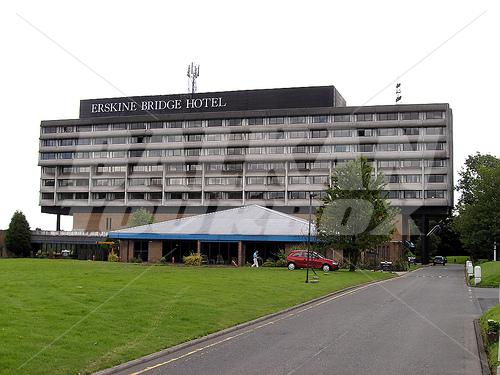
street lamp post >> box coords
[305,192,313,283]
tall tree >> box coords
[453,153,500,260]
[5,211,32,257]
[316,158,398,271]
[128,208,154,227]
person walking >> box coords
[252,250,259,268]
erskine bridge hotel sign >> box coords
[79,86,340,118]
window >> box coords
[311,130,328,138]
[402,160,421,168]
[205,192,223,200]
[227,118,242,126]
[401,112,420,120]
[378,160,400,168]
[288,191,308,199]
[150,178,163,186]
[130,123,147,130]
[247,163,267,171]
[226,147,245,155]
[402,174,421,183]
[110,137,127,144]
[268,131,285,140]
[129,179,147,186]
[62,126,74,133]
[60,139,75,146]
[311,115,329,123]
[289,161,309,170]
[166,149,183,156]
[226,192,243,200]
[267,146,285,154]
[96,165,127,173]
[94,124,109,131]
[425,127,445,135]
[248,118,264,126]
[357,129,375,137]
[359,144,375,152]
[334,114,350,122]
[166,192,183,200]
[59,152,74,159]
[207,163,224,171]
[425,142,446,151]
[357,113,373,121]
[206,148,225,156]
[403,128,420,135]
[187,192,202,200]
[425,190,445,199]
[334,145,351,152]
[185,148,201,156]
[377,113,398,121]
[268,117,284,125]
[289,131,308,139]
[310,145,330,153]
[289,176,308,184]
[377,144,399,152]
[403,190,422,199]
[94,151,108,158]
[246,191,265,200]
[186,134,203,142]
[148,150,163,157]
[247,147,264,155]
[247,177,266,185]
[75,193,89,200]
[310,175,329,184]
[150,122,164,129]
[385,175,399,183]
[42,126,57,134]
[382,190,400,199]
[206,133,223,141]
[42,167,56,174]
[41,192,54,200]
[166,178,185,186]
[207,119,222,127]
[77,125,92,132]
[166,135,183,142]
[426,159,447,167]
[111,123,127,131]
[403,143,419,151]
[267,176,285,185]
[186,120,203,128]
[129,164,162,173]
[248,132,265,140]
[129,150,145,158]
[290,145,308,154]
[289,116,307,124]
[186,177,202,185]
[166,121,183,128]
[58,193,74,200]
[166,164,185,172]
[310,161,330,170]
[425,111,443,120]
[228,133,245,140]
[378,128,398,136]
[41,139,57,147]
[426,174,446,183]
[150,135,163,143]
[268,191,285,200]
[333,129,351,137]
[129,193,146,200]
[93,138,108,145]
[42,179,55,187]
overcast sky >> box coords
[0,0,498,230]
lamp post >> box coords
[305,192,313,283]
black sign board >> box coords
[79,86,337,118]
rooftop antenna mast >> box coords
[187,62,200,94]
[395,82,402,103]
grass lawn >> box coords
[0,259,394,375]
[475,261,500,287]
[446,255,470,265]
[479,304,500,371]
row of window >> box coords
[384,174,447,183]
[41,111,445,134]
[40,142,447,160]
[41,189,447,202]
[40,126,446,147]
[41,159,448,177]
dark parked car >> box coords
[433,256,447,266]
[287,250,339,272]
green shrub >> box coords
[159,256,167,264]
[488,320,500,333]
[274,249,288,267]
[392,258,409,271]
[131,257,143,263]
[262,260,276,267]
[183,253,202,266]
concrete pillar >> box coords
[148,240,162,263]
[238,241,245,266]
[197,240,201,255]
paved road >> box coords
[111,265,485,375]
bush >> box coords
[159,256,167,264]
[131,257,143,263]
[392,258,409,271]
[274,249,288,267]
[107,251,119,262]
[487,319,500,333]
[262,260,276,267]
[183,253,202,266]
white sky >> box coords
[0,0,498,230]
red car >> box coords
[287,250,339,272]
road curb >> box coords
[94,272,399,375]
[473,319,491,375]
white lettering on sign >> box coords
[89,97,227,114]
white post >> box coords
[494,240,497,262]
[474,266,481,285]
[466,261,474,277]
